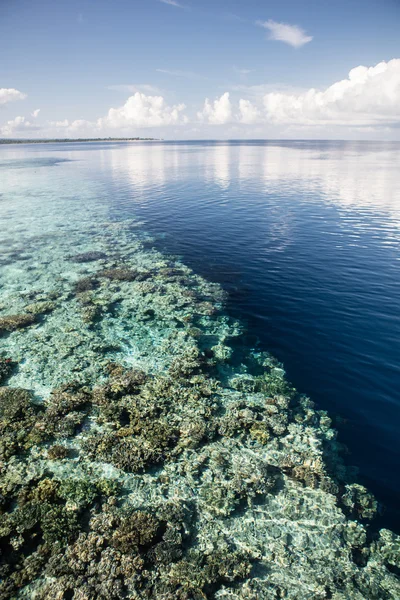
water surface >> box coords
[1,139,400,527]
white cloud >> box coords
[159,0,185,8]
[44,119,98,137]
[0,116,40,136]
[3,60,400,140]
[198,92,233,124]
[69,119,96,133]
[198,60,400,131]
[0,88,27,105]
[263,59,400,127]
[49,119,69,128]
[36,93,188,138]
[238,99,261,124]
[97,92,187,129]
[257,19,312,48]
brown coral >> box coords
[0,313,36,333]
[70,251,107,263]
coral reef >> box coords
[47,443,69,459]
[0,356,15,384]
[24,300,55,315]
[74,276,100,293]
[99,267,148,281]
[0,314,35,333]
[70,251,108,263]
[0,189,399,599]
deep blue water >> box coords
[2,139,400,528]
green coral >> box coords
[58,479,100,507]
[57,478,120,508]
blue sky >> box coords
[1,0,399,139]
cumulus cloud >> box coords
[69,119,97,133]
[36,93,188,138]
[257,19,312,48]
[0,116,40,136]
[263,59,400,126]
[97,92,187,129]
[238,99,261,124]
[3,60,399,139]
[198,60,400,131]
[49,119,69,128]
[198,92,233,124]
[198,94,262,126]
[0,88,27,105]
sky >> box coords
[0,0,400,140]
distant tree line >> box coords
[0,137,160,145]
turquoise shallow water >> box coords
[1,140,400,598]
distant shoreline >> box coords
[0,137,161,145]
[1,138,398,146]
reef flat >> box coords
[0,170,400,599]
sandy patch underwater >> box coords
[0,152,399,599]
